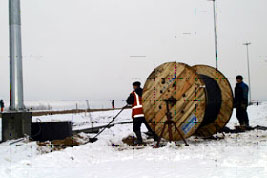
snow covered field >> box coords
[1,100,126,111]
[1,103,267,178]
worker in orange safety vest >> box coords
[126,81,157,144]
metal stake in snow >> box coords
[9,0,25,110]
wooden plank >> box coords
[143,62,206,141]
[193,65,234,137]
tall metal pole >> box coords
[9,0,25,110]
[243,42,252,103]
[208,0,218,69]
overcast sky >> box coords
[0,0,267,104]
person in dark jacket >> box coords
[127,81,157,144]
[0,100,4,112]
[234,75,249,127]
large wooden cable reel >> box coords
[142,62,206,141]
[142,62,234,142]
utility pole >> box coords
[243,42,252,104]
[208,0,218,69]
[9,0,25,110]
[1,0,31,142]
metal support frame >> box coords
[156,99,189,147]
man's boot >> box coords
[239,123,247,131]
[134,131,143,145]
[144,131,154,137]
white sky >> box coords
[0,0,267,103]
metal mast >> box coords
[9,0,25,110]
[243,42,252,104]
[208,0,218,69]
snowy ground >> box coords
[0,103,267,178]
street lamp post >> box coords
[243,42,252,104]
[1,0,32,142]
[208,0,218,69]
[9,0,25,110]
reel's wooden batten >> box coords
[142,62,206,141]
[193,65,234,137]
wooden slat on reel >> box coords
[142,62,206,141]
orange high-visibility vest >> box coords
[132,91,144,118]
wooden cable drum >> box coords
[142,62,234,141]
[193,65,234,137]
[142,62,206,141]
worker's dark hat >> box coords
[236,75,243,80]
[133,81,141,86]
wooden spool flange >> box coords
[193,65,234,137]
[142,62,206,141]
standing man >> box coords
[234,75,249,128]
[127,81,157,144]
[0,100,4,112]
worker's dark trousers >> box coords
[236,107,249,126]
[133,117,157,141]
[133,117,154,133]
